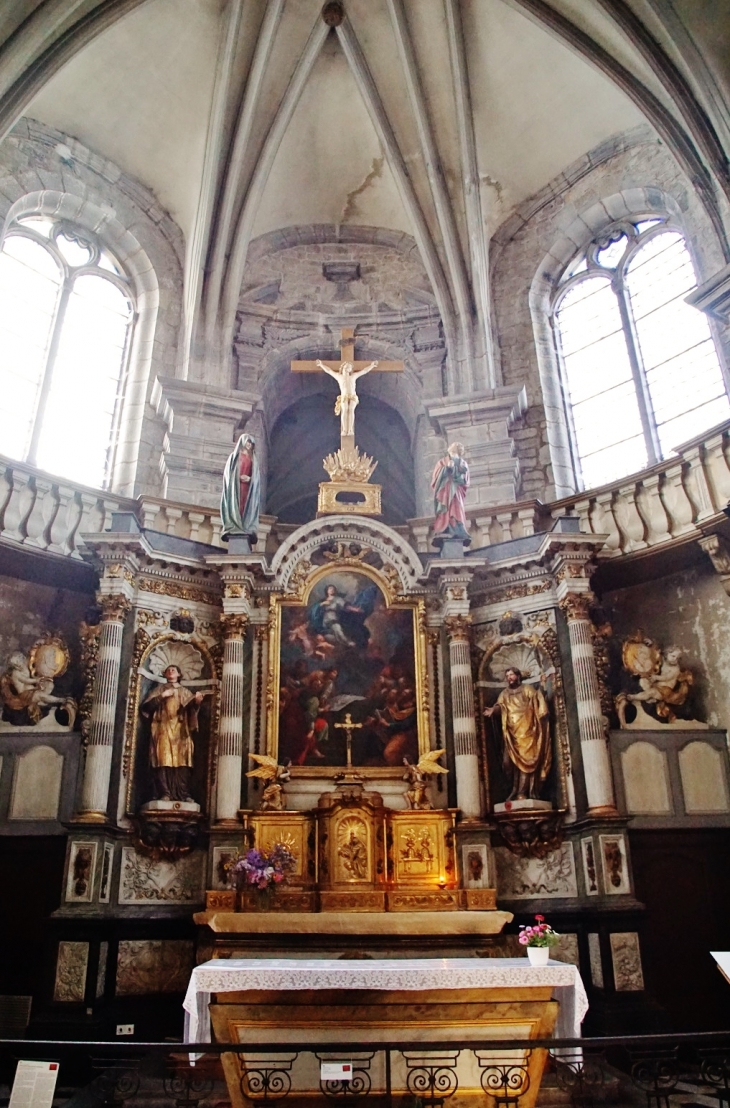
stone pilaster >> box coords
[215,613,248,824]
[76,595,131,822]
[559,591,618,818]
[444,614,482,819]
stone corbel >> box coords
[685,263,730,322]
[699,532,730,595]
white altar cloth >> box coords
[183,957,588,1045]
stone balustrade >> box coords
[551,422,730,556]
[0,455,129,560]
[405,501,548,553]
[2,420,730,565]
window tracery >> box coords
[0,216,133,489]
[552,218,729,489]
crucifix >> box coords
[333,712,363,771]
[291,327,403,449]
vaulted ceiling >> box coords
[1,0,729,382]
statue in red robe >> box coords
[431,442,471,547]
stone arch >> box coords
[270,515,424,596]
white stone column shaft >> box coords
[562,595,618,816]
[446,618,482,818]
[78,598,129,820]
[216,616,247,823]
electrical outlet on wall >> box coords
[116,1024,134,1036]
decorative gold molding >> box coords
[486,579,552,604]
[106,563,134,584]
[78,621,101,734]
[137,577,219,605]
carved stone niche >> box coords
[491,808,565,860]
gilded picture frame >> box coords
[266,563,429,777]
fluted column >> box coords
[215,613,248,824]
[560,592,618,817]
[445,615,482,818]
[77,595,131,822]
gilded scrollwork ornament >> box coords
[558,591,593,623]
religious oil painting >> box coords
[275,570,422,770]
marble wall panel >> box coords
[115,940,194,996]
[621,742,672,814]
[551,933,580,967]
[9,745,64,819]
[118,847,204,904]
[494,843,577,899]
[588,933,604,988]
[679,741,729,813]
[96,941,109,999]
[610,932,645,991]
[53,941,88,1002]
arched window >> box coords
[552,218,730,490]
[0,216,134,488]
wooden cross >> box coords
[291,327,403,448]
[333,712,363,770]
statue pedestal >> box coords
[493,799,552,814]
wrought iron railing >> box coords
[2,1032,730,1108]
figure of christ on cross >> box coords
[334,712,363,770]
[291,327,403,446]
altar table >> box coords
[184,957,588,1108]
[183,957,588,1044]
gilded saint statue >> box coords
[141,665,208,802]
[316,358,378,439]
[483,667,552,801]
[221,433,261,542]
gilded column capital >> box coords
[220,613,249,639]
[558,592,594,623]
[444,614,472,642]
[98,594,132,622]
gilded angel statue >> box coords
[247,753,292,811]
[403,749,448,811]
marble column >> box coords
[560,592,618,817]
[77,595,131,822]
[216,614,248,824]
[445,615,482,818]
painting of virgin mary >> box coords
[277,571,419,768]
